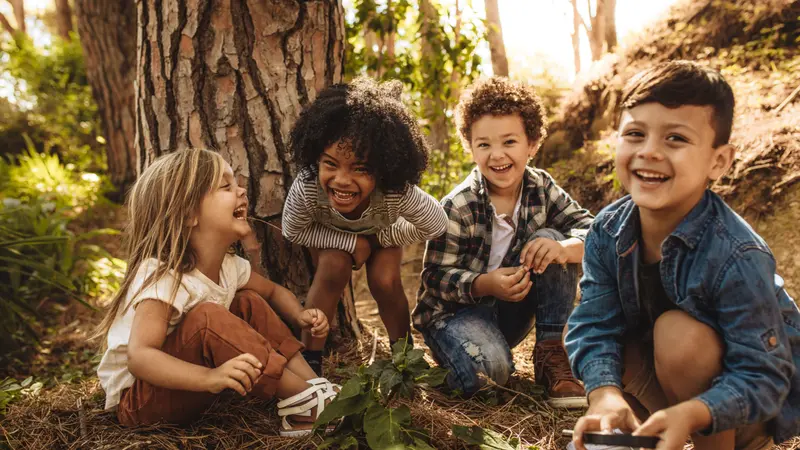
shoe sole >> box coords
[546,396,588,409]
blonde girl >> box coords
[95,148,337,436]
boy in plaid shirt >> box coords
[412,77,594,407]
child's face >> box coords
[318,141,376,215]
[469,114,538,194]
[616,103,733,214]
[193,162,250,243]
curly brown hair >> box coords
[455,77,547,148]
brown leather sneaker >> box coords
[533,339,587,408]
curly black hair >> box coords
[455,77,547,148]
[288,76,429,192]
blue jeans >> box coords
[422,229,579,395]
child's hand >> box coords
[572,387,640,450]
[206,353,262,396]
[474,266,532,302]
[352,236,372,269]
[633,401,708,450]
[520,237,568,274]
[297,308,329,338]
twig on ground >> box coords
[77,398,87,440]
[776,84,800,113]
[367,328,378,365]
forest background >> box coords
[0,0,798,448]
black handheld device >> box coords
[582,432,660,448]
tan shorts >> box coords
[622,338,774,450]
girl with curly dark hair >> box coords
[281,77,447,375]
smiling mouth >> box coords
[633,169,671,183]
[330,188,357,201]
[490,163,513,173]
[233,205,247,220]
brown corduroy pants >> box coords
[117,290,304,426]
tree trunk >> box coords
[571,0,581,74]
[483,0,508,77]
[75,0,137,197]
[54,0,73,40]
[419,0,448,157]
[587,0,606,61]
[133,0,361,342]
[604,0,617,52]
[8,0,25,34]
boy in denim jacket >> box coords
[566,61,799,450]
[413,77,594,407]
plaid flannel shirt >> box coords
[412,166,594,330]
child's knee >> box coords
[653,310,723,377]
[367,268,403,297]
[183,302,232,332]
[233,289,264,308]
[315,250,353,285]
[447,353,514,396]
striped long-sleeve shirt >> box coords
[412,166,594,329]
[282,168,448,253]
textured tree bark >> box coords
[604,0,617,52]
[483,0,508,77]
[54,0,73,40]
[134,0,360,342]
[74,0,137,197]
[571,0,581,74]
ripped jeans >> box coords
[421,230,578,396]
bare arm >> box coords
[127,299,213,392]
[127,300,262,396]
[240,271,304,327]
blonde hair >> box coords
[93,148,226,345]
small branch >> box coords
[476,374,560,420]
[367,328,378,365]
[0,12,15,35]
[772,173,800,195]
[776,84,800,113]
[77,398,88,439]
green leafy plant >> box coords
[313,339,448,449]
[453,425,540,450]
[0,376,42,415]
[0,33,106,171]
[0,147,122,350]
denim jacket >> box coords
[565,191,800,443]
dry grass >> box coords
[1,322,585,450]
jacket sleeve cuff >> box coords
[580,360,624,395]
[566,228,589,242]
[695,384,747,436]
[457,271,481,303]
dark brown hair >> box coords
[621,60,735,147]
[455,77,547,148]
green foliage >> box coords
[345,0,486,199]
[0,376,42,415]
[452,425,539,450]
[314,338,448,449]
[3,136,109,209]
[0,146,124,350]
[0,33,106,171]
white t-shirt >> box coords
[487,191,523,272]
[97,253,252,410]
